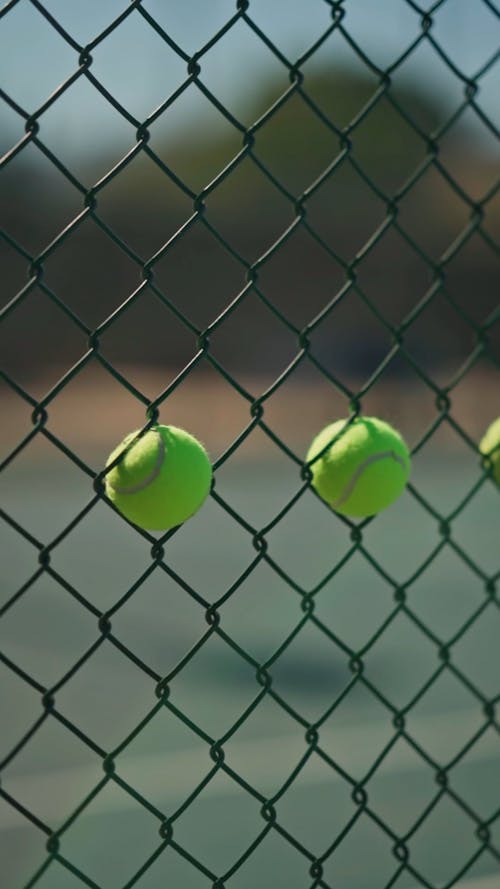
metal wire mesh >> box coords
[1,1,499,887]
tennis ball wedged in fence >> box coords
[105,425,212,531]
[479,417,500,485]
[306,416,411,518]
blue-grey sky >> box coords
[1,0,499,165]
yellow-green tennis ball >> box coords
[105,425,212,531]
[479,417,500,485]
[306,416,411,518]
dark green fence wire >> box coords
[1,0,499,887]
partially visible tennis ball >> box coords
[306,416,411,518]
[105,425,212,531]
[479,417,500,485]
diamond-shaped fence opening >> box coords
[1,1,499,888]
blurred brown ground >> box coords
[2,365,496,461]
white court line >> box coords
[407,878,500,889]
[458,878,500,889]
[404,879,500,889]
[1,708,498,830]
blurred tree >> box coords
[1,66,498,379]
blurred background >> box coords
[1,1,499,888]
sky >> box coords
[0,0,499,165]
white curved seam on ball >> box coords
[331,450,407,508]
[110,433,166,495]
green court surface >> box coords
[1,452,499,888]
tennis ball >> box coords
[105,425,212,531]
[479,417,500,485]
[306,416,411,518]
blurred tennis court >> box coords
[1,449,499,888]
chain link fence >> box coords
[1,1,499,887]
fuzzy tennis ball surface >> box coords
[479,417,500,485]
[105,425,212,531]
[306,416,411,517]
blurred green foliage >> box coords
[2,66,498,379]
